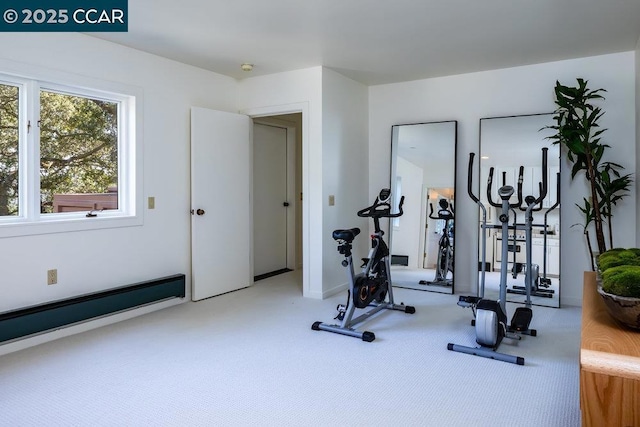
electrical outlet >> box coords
[148,196,155,209]
[47,269,57,285]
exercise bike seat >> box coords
[332,228,361,243]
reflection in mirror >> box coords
[390,121,457,294]
[479,114,560,308]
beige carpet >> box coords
[0,270,581,426]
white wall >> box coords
[238,67,368,298]
[392,157,423,267]
[369,52,636,306]
[321,69,369,295]
[0,33,238,353]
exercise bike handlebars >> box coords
[357,192,405,219]
[429,200,454,220]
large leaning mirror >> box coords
[390,121,457,294]
[479,114,560,308]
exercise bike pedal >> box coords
[510,307,533,332]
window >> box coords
[0,82,19,217]
[39,89,119,214]
[0,70,140,237]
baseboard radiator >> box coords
[0,274,186,344]
[391,255,409,266]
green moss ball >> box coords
[602,265,640,298]
[626,248,640,257]
[599,249,640,272]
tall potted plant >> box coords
[547,78,633,270]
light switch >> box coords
[148,196,155,209]
[329,195,335,206]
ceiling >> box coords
[92,0,640,86]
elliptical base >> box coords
[447,343,525,365]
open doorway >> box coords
[252,113,303,284]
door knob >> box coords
[196,209,205,216]
[283,202,290,207]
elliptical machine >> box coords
[539,173,560,289]
[508,173,560,297]
[312,188,416,342]
[419,199,454,287]
[448,149,548,365]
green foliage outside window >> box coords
[0,84,19,216]
[39,91,118,213]
[0,83,119,216]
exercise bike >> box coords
[448,149,547,365]
[312,188,416,342]
[419,199,454,287]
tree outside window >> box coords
[0,83,119,217]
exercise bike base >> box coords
[447,343,525,365]
[418,279,452,287]
[312,321,376,341]
[312,302,414,342]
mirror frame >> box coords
[389,120,458,294]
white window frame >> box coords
[0,62,143,238]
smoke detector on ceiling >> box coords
[240,63,254,72]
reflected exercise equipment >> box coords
[507,172,560,298]
[419,199,454,287]
[478,114,560,307]
[389,120,457,294]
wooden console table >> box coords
[580,271,640,426]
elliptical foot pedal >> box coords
[457,295,480,308]
[510,307,532,332]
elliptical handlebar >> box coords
[516,166,525,208]
[357,190,404,219]
[519,147,549,211]
[487,166,524,208]
[486,167,496,206]
[467,153,480,204]
[534,148,548,205]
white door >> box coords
[253,123,288,277]
[191,107,251,301]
